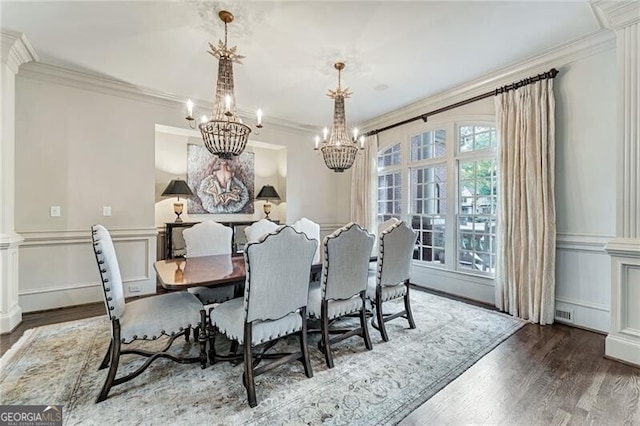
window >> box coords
[457,125,497,273]
[377,144,402,223]
[409,129,447,264]
[376,122,497,277]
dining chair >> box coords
[367,220,418,342]
[372,217,401,257]
[244,218,279,244]
[183,220,236,305]
[209,225,317,408]
[307,223,375,368]
[91,224,205,403]
[292,217,321,265]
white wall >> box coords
[13,63,351,312]
[553,48,616,332]
[364,34,617,332]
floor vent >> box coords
[555,309,574,324]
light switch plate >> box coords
[103,206,112,216]
[50,206,61,217]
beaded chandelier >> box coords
[185,10,262,160]
[314,62,364,172]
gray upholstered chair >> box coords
[209,225,317,408]
[244,218,279,244]
[367,221,418,342]
[292,217,321,265]
[307,223,375,368]
[372,217,401,257]
[91,224,205,403]
[183,220,236,305]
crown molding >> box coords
[592,1,640,30]
[361,29,616,133]
[0,31,38,73]
[16,61,314,136]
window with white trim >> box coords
[376,122,497,277]
[377,144,402,223]
[457,125,497,273]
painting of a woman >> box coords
[187,145,254,214]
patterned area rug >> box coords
[0,291,524,425]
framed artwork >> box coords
[187,144,255,214]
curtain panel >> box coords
[495,79,556,324]
[350,134,378,234]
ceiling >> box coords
[2,1,600,129]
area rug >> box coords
[0,290,524,425]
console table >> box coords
[164,220,279,259]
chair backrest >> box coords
[183,220,232,257]
[292,217,321,264]
[244,219,279,244]
[377,221,417,287]
[372,217,401,256]
[91,225,125,320]
[244,226,317,323]
[322,223,374,301]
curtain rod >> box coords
[364,68,559,137]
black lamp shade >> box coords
[256,185,280,200]
[161,179,194,197]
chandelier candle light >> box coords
[315,62,365,172]
[185,10,263,160]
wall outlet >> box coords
[129,284,141,293]
[50,206,61,217]
[102,206,112,216]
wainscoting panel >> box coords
[410,263,495,305]
[18,228,157,312]
[555,233,612,332]
[319,224,345,241]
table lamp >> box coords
[256,185,280,220]
[161,178,194,223]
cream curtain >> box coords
[495,79,556,324]
[350,134,378,233]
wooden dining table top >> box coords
[154,254,248,290]
[154,254,332,291]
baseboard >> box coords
[554,297,609,333]
[605,334,640,367]
[0,305,23,334]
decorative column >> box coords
[0,31,38,332]
[594,1,640,366]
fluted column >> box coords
[594,1,640,366]
[0,31,38,332]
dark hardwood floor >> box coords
[0,302,105,356]
[2,294,639,424]
[401,322,640,425]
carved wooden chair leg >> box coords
[320,302,334,368]
[300,308,313,378]
[207,307,217,364]
[198,309,208,369]
[208,327,217,365]
[404,281,416,329]
[360,293,373,350]
[96,322,122,403]
[243,323,257,408]
[375,289,389,342]
[98,339,113,370]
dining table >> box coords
[153,253,326,291]
[154,253,376,291]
